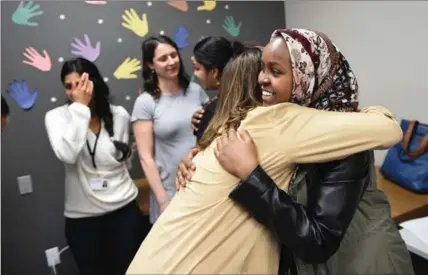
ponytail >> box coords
[95,88,131,162]
[230,40,245,57]
[102,107,132,162]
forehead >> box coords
[64,72,80,83]
[263,37,290,62]
[154,43,177,58]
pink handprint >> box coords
[85,1,107,5]
[71,34,101,62]
[22,47,52,72]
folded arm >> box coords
[45,103,91,164]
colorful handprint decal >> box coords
[113,58,142,80]
[167,1,188,12]
[22,47,51,72]
[223,16,242,37]
[121,9,149,38]
[85,1,107,5]
[7,80,38,110]
[174,26,190,49]
[71,34,101,62]
[197,1,216,11]
[12,1,43,27]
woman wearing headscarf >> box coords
[127,42,405,274]
[210,29,414,274]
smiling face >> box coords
[192,57,219,89]
[258,37,293,105]
[149,43,180,80]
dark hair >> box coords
[193,36,245,76]
[2,95,10,117]
[60,57,131,162]
[198,47,263,150]
[142,35,189,100]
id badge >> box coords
[90,178,108,190]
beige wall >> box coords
[285,1,428,165]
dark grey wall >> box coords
[1,1,285,274]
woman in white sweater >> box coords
[45,57,145,275]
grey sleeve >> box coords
[188,83,209,105]
[130,93,155,122]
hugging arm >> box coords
[229,151,370,263]
[285,106,402,163]
[228,106,400,263]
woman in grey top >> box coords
[131,35,209,224]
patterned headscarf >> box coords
[270,29,359,112]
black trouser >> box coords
[65,200,150,275]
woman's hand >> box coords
[72,73,93,106]
[214,128,259,180]
[191,109,205,131]
[175,147,201,191]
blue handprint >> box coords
[7,80,38,110]
[174,26,190,49]
[12,1,44,27]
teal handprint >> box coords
[222,16,242,37]
[12,1,44,27]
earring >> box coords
[151,70,156,75]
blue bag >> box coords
[380,120,428,194]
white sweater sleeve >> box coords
[113,106,131,144]
[45,103,91,164]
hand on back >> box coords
[191,109,204,131]
[175,147,201,191]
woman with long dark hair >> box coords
[190,36,245,140]
[131,35,209,224]
[45,57,145,275]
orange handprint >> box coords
[22,47,51,72]
[167,1,188,12]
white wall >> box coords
[285,1,428,165]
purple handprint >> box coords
[71,34,100,62]
[7,80,38,110]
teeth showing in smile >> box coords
[262,90,274,97]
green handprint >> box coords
[222,16,242,37]
[12,1,44,27]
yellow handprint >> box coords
[113,57,142,80]
[197,1,216,11]
[121,8,148,37]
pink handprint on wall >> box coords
[71,34,101,62]
[22,47,51,72]
[85,1,107,5]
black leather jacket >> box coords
[229,151,370,272]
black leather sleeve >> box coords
[194,98,218,142]
[229,151,370,264]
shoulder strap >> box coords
[402,120,428,160]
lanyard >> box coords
[87,126,101,169]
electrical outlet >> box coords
[45,246,60,267]
[17,175,33,195]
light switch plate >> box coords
[17,175,33,195]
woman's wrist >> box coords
[237,162,259,181]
